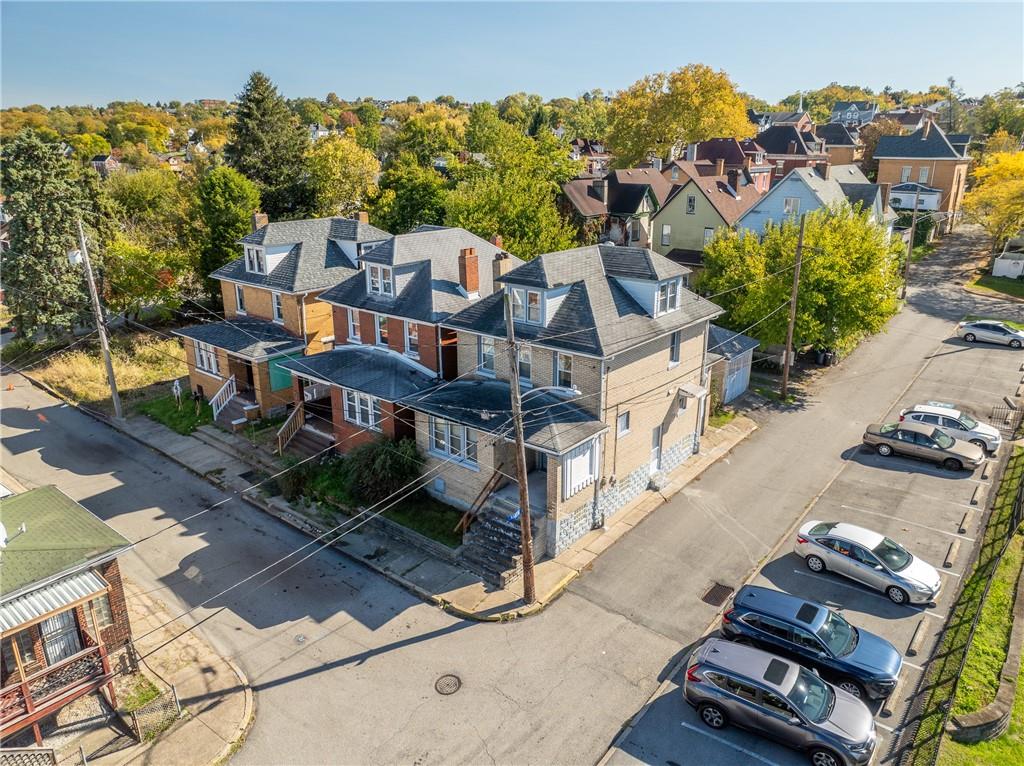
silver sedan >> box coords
[956,320,1024,349]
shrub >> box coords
[345,437,424,505]
[275,455,315,502]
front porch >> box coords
[489,467,548,515]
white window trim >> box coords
[783,197,800,216]
[703,227,715,246]
[656,278,681,316]
[661,224,672,247]
[562,439,598,500]
[368,264,394,297]
[428,416,479,468]
[245,246,266,275]
[235,284,246,315]
[347,309,360,343]
[900,166,912,183]
[271,291,284,324]
[478,336,496,376]
[511,287,542,324]
[617,411,630,436]
[405,321,419,359]
[918,167,929,183]
[518,345,532,387]
[342,388,382,431]
[668,330,682,368]
[375,314,388,346]
[194,340,219,375]
[556,353,573,389]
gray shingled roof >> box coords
[317,226,522,323]
[756,125,826,157]
[173,317,305,358]
[442,244,720,358]
[709,324,760,360]
[815,123,859,147]
[213,217,391,293]
[278,346,436,401]
[398,379,607,454]
[875,124,971,160]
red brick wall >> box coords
[332,307,350,345]
[417,324,440,373]
[96,559,132,650]
[358,311,377,345]
[386,317,405,354]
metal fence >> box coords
[127,686,180,742]
[989,404,1023,440]
[0,750,56,766]
[895,448,1024,765]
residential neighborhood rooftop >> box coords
[874,123,972,160]
[278,346,437,401]
[173,317,306,358]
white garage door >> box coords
[724,351,753,403]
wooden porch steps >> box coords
[286,426,336,460]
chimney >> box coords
[787,140,797,155]
[714,158,726,176]
[921,120,932,139]
[251,212,269,233]
[489,234,504,250]
[492,252,514,281]
[727,168,741,193]
[356,211,369,223]
[818,163,831,180]
[879,181,892,211]
[458,247,479,295]
[592,177,608,204]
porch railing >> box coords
[277,402,305,455]
[210,374,237,420]
[1,645,111,737]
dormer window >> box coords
[656,279,680,316]
[511,288,541,324]
[245,246,266,274]
[368,264,393,296]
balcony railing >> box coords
[1,645,112,738]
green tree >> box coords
[0,130,94,336]
[371,152,447,233]
[291,97,325,126]
[858,118,904,181]
[561,90,611,141]
[607,64,754,167]
[305,134,380,217]
[66,133,111,161]
[352,101,382,152]
[104,234,188,320]
[701,208,902,353]
[195,166,260,300]
[225,71,310,218]
[390,103,467,166]
[969,88,1024,138]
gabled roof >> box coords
[318,226,522,323]
[442,244,721,358]
[561,168,673,218]
[172,317,305,358]
[815,123,859,147]
[755,125,827,157]
[659,174,763,226]
[399,380,607,454]
[689,138,765,166]
[741,165,884,224]
[876,111,927,128]
[832,101,875,112]
[0,486,132,600]
[279,346,436,401]
[213,216,391,293]
[875,123,971,160]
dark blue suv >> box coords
[720,585,902,700]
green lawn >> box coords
[912,243,936,262]
[137,393,213,435]
[972,274,1024,301]
[382,493,465,548]
[709,410,737,428]
[119,673,161,712]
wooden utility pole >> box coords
[504,294,537,604]
[77,218,123,420]
[900,192,921,300]
[780,214,806,400]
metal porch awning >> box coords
[1,570,108,633]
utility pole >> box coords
[77,218,123,420]
[780,214,806,400]
[504,294,536,604]
[900,192,921,300]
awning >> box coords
[678,382,708,398]
[1,570,108,633]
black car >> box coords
[720,585,902,700]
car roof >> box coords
[908,403,962,419]
[698,638,800,694]
[893,420,933,435]
[807,520,884,548]
[734,585,827,632]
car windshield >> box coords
[816,611,858,657]
[787,667,833,723]
[879,423,899,434]
[960,414,978,429]
[932,429,955,449]
[872,537,912,572]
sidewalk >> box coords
[109,411,757,621]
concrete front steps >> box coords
[214,396,259,432]
[460,497,534,588]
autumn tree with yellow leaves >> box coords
[964,149,1024,251]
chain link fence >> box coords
[0,750,56,766]
[126,686,180,742]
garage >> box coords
[708,324,760,404]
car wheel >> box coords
[1011,339,1022,349]
[969,439,987,450]
[837,679,864,699]
[698,702,728,730]
[805,555,826,573]
[887,585,909,604]
[810,749,842,766]
[943,457,963,471]
[876,443,894,457]
[964,332,976,343]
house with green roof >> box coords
[1,486,133,745]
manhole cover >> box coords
[435,674,462,695]
[701,583,734,607]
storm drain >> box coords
[435,674,462,695]
[701,583,734,607]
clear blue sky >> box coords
[2,1,1022,108]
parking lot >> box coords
[605,332,1024,766]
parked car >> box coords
[899,403,1002,452]
[721,585,902,700]
[956,320,1024,348]
[683,638,876,766]
[862,420,985,471]
[794,521,942,605]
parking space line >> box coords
[937,569,962,579]
[790,569,947,619]
[903,660,924,671]
[839,504,974,541]
[678,722,783,766]
[875,722,897,733]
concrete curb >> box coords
[212,657,256,765]
[963,283,1024,304]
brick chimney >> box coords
[458,247,479,295]
[727,169,741,193]
[787,140,798,155]
[818,163,831,180]
[356,211,369,223]
[592,177,608,204]
[492,252,514,281]
[489,234,504,249]
[251,212,269,233]
[714,158,726,176]
[879,181,892,210]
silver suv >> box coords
[683,638,876,766]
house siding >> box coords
[329,389,411,455]
[738,173,820,234]
[182,341,227,400]
[650,181,729,257]
[876,158,969,232]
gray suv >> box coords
[683,638,876,766]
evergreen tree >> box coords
[0,130,93,336]
[195,166,260,301]
[224,72,310,219]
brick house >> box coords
[561,168,673,247]
[754,125,830,186]
[873,121,971,234]
[814,123,863,166]
[173,213,390,429]
[568,138,611,175]
[277,226,523,455]
[402,244,722,567]
[667,138,773,193]
[1,486,133,745]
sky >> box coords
[2,1,1022,108]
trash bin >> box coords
[815,349,827,365]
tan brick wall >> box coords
[876,158,969,230]
[182,340,227,400]
[302,291,335,354]
[825,145,859,165]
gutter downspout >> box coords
[695,320,713,453]
[591,358,608,529]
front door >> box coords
[244,361,255,392]
[650,426,662,475]
[40,610,82,665]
